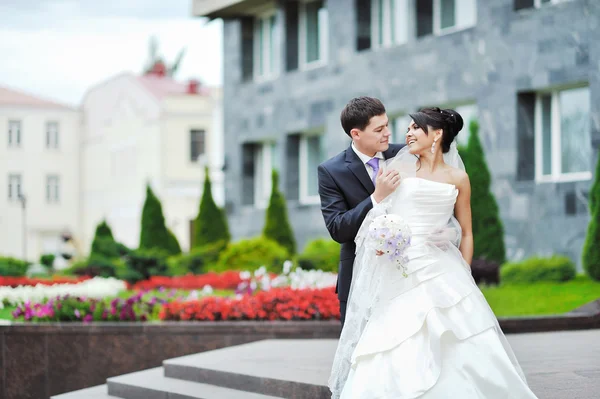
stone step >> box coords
[163,339,336,399]
[106,367,283,399]
[51,384,119,399]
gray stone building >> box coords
[193,0,599,268]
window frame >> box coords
[299,133,323,205]
[253,142,276,209]
[8,120,21,147]
[371,0,409,49]
[46,174,60,203]
[253,9,279,81]
[190,129,206,163]
[8,174,22,201]
[534,86,592,183]
[298,0,329,70]
[46,121,59,149]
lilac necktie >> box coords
[366,157,380,186]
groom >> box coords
[317,97,404,326]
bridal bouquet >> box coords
[365,214,412,277]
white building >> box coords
[0,86,81,265]
[80,67,224,254]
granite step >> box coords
[163,339,336,399]
[106,367,283,399]
[51,384,119,399]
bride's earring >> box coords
[431,139,437,154]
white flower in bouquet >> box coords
[366,214,412,277]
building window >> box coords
[299,134,324,204]
[46,122,59,149]
[535,86,591,182]
[8,120,21,147]
[390,114,410,144]
[453,103,478,146]
[254,142,276,207]
[514,0,565,11]
[416,0,476,37]
[299,0,328,68]
[190,129,206,162]
[254,12,279,80]
[372,0,409,48]
[8,174,22,201]
[46,175,60,203]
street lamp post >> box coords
[18,194,27,261]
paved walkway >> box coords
[507,329,600,399]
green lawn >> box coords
[0,306,15,320]
[481,275,600,317]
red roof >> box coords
[0,86,74,110]
[137,75,210,99]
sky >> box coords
[0,0,223,107]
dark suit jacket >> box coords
[317,143,404,302]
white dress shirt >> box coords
[352,143,384,205]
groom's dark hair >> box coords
[340,96,386,137]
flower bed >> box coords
[159,288,340,321]
[11,291,164,322]
[0,277,126,308]
[0,276,91,288]
[130,271,245,290]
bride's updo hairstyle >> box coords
[409,107,464,153]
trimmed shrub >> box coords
[463,120,506,264]
[263,170,296,255]
[215,237,289,273]
[193,167,230,248]
[166,228,182,256]
[139,185,179,256]
[122,249,169,284]
[90,220,130,259]
[500,256,576,284]
[0,256,30,277]
[297,238,340,272]
[62,256,125,278]
[168,240,228,276]
[40,254,55,270]
[583,154,600,281]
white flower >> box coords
[283,260,293,275]
[254,266,267,278]
[239,271,252,280]
[201,285,213,295]
[0,277,127,306]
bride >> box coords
[328,107,538,398]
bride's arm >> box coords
[454,172,473,265]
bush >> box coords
[90,220,130,259]
[166,229,182,256]
[215,237,289,273]
[297,238,340,272]
[470,257,500,286]
[582,154,600,281]
[168,240,227,276]
[139,185,178,255]
[193,167,231,248]
[463,120,506,264]
[0,256,30,277]
[122,249,169,284]
[40,254,55,270]
[64,256,125,278]
[500,256,576,284]
[263,170,296,255]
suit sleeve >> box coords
[318,164,374,244]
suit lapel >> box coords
[345,146,374,193]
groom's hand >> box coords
[373,168,401,203]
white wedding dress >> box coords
[329,148,539,398]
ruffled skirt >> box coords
[338,246,538,399]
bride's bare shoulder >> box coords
[446,167,470,188]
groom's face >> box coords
[352,113,391,156]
